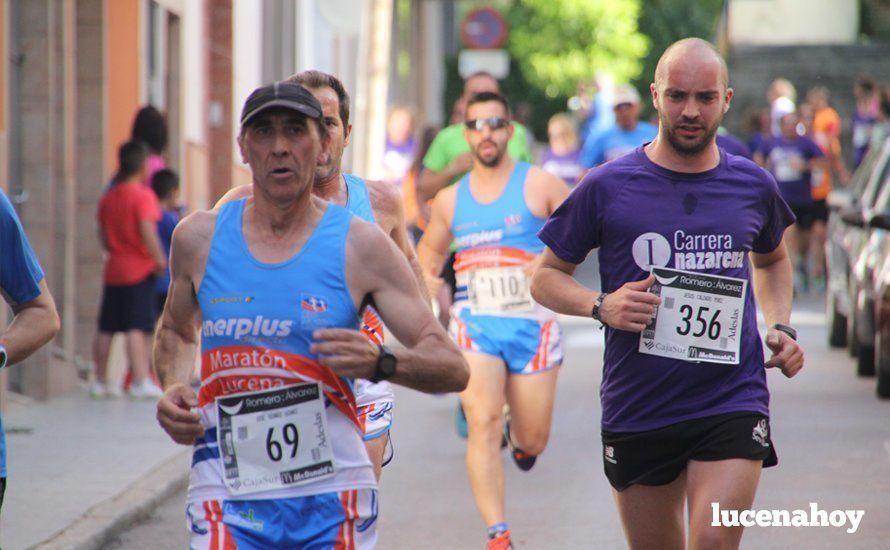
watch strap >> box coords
[771,323,797,341]
[591,293,608,323]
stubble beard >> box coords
[661,111,722,157]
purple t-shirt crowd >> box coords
[539,147,795,433]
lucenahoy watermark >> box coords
[711,503,864,534]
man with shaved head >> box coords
[532,38,804,549]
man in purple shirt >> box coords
[531,38,803,550]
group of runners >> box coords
[152,38,804,549]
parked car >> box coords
[825,136,890,348]
[873,222,890,397]
[844,138,890,376]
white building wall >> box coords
[728,0,859,45]
[182,0,205,144]
[232,0,264,161]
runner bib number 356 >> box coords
[468,266,533,315]
[639,267,747,365]
[217,383,335,496]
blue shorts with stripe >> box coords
[187,489,377,549]
[448,310,563,374]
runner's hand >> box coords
[448,153,474,178]
[764,329,804,378]
[600,274,661,333]
[156,383,204,445]
[311,329,380,379]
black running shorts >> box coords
[98,275,157,334]
[601,412,778,491]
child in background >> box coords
[150,169,181,315]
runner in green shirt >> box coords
[419,72,533,203]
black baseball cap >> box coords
[240,81,324,127]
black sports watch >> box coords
[371,344,397,382]
[771,323,797,341]
[591,293,608,324]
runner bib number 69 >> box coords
[217,383,335,496]
[468,266,534,315]
[639,267,747,365]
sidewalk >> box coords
[0,388,189,550]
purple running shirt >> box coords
[538,147,795,432]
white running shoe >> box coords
[106,383,124,399]
[89,381,107,399]
[129,379,164,399]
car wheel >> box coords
[857,344,876,377]
[877,331,890,398]
[848,285,860,357]
[827,295,847,348]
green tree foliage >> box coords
[505,0,650,98]
[632,0,725,114]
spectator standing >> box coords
[150,169,181,314]
[852,77,880,168]
[540,113,584,186]
[382,106,417,191]
[757,112,826,291]
[579,84,657,168]
[0,189,60,514]
[91,141,166,399]
[130,106,168,186]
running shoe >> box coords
[88,381,107,399]
[486,530,513,550]
[503,411,536,471]
[455,402,468,439]
[129,379,164,399]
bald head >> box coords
[654,38,728,90]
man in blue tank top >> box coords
[154,81,468,549]
[532,39,804,550]
[418,91,570,550]
[217,70,425,480]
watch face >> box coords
[380,354,397,376]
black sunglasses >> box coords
[465,117,510,131]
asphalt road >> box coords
[108,259,890,549]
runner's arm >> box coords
[316,221,469,393]
[153,219,204,389]
[416,187,456,296]
[750,240,803,378]
[0,280,60,365]
[749,243,793,328]
[531,248,660,331]
[153,215,210,444]
[531,248,598,317]
[417,153,472,203]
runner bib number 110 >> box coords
[217,383,335,496]
[468,266,534,315]
[639,267,747,365]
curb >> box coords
[33,450,191,550]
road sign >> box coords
[458,49,510,80]
[460,7,508,50]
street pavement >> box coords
[105,282,890,548]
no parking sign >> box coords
[460,7,508,50]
